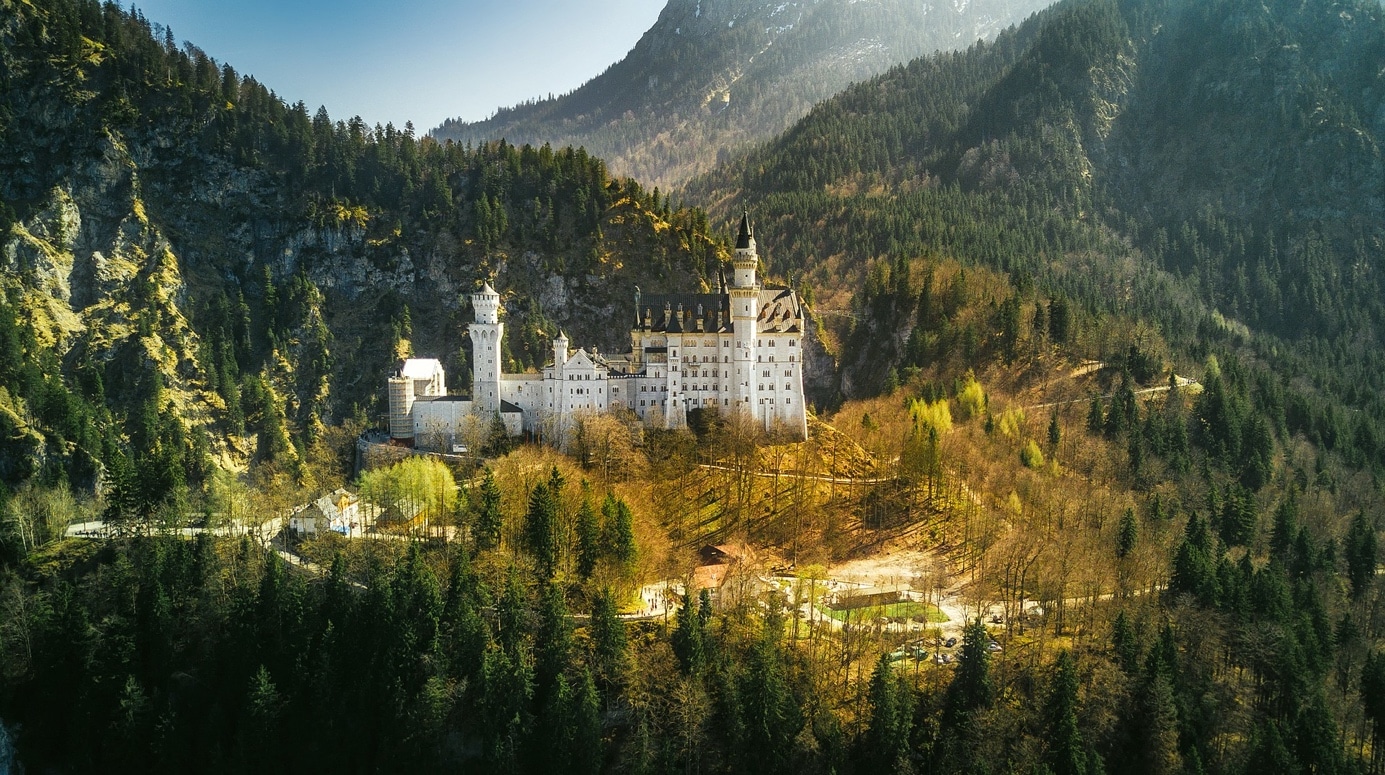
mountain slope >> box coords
[685,0,1385,456]
[432,0,1054,188]
[0,0,772,505]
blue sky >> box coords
[132,1,665,131]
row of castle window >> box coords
[673,339,796,350]
[758,384,795,392]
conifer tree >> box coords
[863,653,912,773]
[535,583,573,708]
[576,498,600,580]
[1117,507,1138,560]
[1111,610,1140,675]
[589,588,627,692]
[1362,651,1385,770]
[1043,651,1087,775]
[473,468,504,551]
[937,619,994,770]
[601,493,636,569]
[1346,510,1377,599]
[736,631,802,775]
[672,593,705,674]
[523,481,559,579]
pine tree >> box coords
[589,588,627,692]
[937,619,994,770]
[1117,507,1138,560]
[473,469,503,551]
[1130,664,1181,775]
[672,593,705,674]
[736,632,802,775]
[1245,720,1297,775]
[567,668,603,775]
[1363,651,1385,771]
[523,481,559,579]
[1043,651,1087,775]
[575,498,600,580]
[863,653,912,773]
[1088,397,1105,435]
[1111,610,1140,675]
[535,583,573,708]
[601,493,636,569]
[1049,296,1071,344]
[1346,510,1377,599]
[1270,490,1300,563]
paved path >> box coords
[1025,375,1199,411]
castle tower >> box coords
[729,211,759,414]
[469,282,503,415]
[388,374,416,440]
[553,330,569,373]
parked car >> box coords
[945,637,957,648]
[986,640,1003,653]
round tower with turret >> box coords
[469,282,503,415]
[729,210,759,413]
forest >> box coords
[3,0,1385,773]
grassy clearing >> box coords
[822,601,948,623]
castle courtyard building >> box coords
[387,214,808,449]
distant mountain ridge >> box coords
[433,0,1055,187]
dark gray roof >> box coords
[736,211,753,250]
[635,288,802,334]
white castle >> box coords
[388,214,808,449]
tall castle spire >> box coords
[735,208,754,250]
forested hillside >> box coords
[433,0,1053,187]
[4,0,1385,774]
[0,0,740,509]
[687,0,1385,470]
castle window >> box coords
[789,355,795,363]
[786,398,791,405]
[790,340,796,347]
[769,340,775,347]
[757,340,762,347]
[785,383,791,391]
[725,399,729,406]
[723,341,729,347]
[769,355,775,362]
[724,357,729,363]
